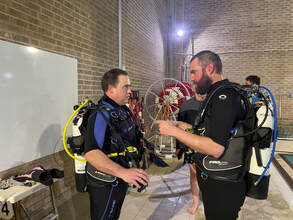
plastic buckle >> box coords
[111,137,118,144]
[112,179,119,187]
[201,171,208,180]
[110,111,118,119]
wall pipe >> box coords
[218,48,293,55]
[118,0,122,69]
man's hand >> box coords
[154,120,178,136]
[154,120,192,137]
[85,149,150,189]
[119,168,150,189]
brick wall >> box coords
[122,0,167,94]
[172,0,293,127]
[0,0,168,218]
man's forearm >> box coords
[85,149,126,178]
[173,128,224,158]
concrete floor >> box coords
[58,140,293,220]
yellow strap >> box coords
[107,146,137,158]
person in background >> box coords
[245,75,271,103]
[245,75,260,85]
[176,82,206,214]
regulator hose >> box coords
[63,99,88,162]
[254,86,277,186]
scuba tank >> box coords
[246,86,277,200]
[71,115,87,193]
[65,100,97,192]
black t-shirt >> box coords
[197,79,246,150]
[178,96,202,125]
[177,97,203,149]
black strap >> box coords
[194,84,268,138]
[194,83,244,128]
[97,105,138,168]
[254,143,263,167]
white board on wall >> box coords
[0,40,77,172]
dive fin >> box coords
[48,168,64,179]
[14,166,53,186]
[143,138,155,151]
[149,153,169,167]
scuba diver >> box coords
[245,75,260,86]
[65,68,169,220]
[83,69,149,220]
[156,51,276,220]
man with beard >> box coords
[155,51,247,220]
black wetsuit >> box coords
[195,79,247,220]
[84,95,138,220]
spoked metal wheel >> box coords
[144,78,192,158]
[144,78,192,123]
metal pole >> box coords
[118,0,122,69]
[50,185,59,220]
[279,95,282,119]
[191,36,194,56]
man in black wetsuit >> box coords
[84,69,149,220]
[156,50,247,220]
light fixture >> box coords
[3,72,14,80]
[177,29,184,37]
[26,46,38,53]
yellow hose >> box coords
[63,100,135,162]
[63,99,88,162]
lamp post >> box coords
[176,27,194,82]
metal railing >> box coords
[275,92,293,139]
